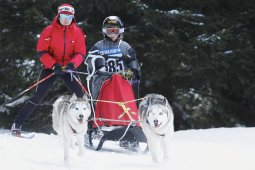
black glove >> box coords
[95,57,106,70]
[65,62,75,71]
[52,63,64,75]
[121,55,133,63]
[121,69,134,80]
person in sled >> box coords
[11,3,86,136]
[85,16,141,100]
[85,16,144,150]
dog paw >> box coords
[163,153,171,162]
[152,156,160,163]
[64,159,71,167]
[78,150,85,156]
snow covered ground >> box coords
[0,127,254,170]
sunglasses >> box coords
[103,28,124,35]
[59,14,74,20]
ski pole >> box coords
[64,70,89,95]
[1,72,55,107]
[71,74,89,95]
[66,70,89,75]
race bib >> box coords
[106,58,124,72]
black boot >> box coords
[11,123,22,136]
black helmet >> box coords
[102,16,124,38]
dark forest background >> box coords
[1,0,255,133]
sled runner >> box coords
[85,54,147,151]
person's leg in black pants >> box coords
[61,72,84,98]
[12,69,56,131]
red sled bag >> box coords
[94,74,140,127]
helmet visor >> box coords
[103,28,124,36]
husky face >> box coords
[69,100,91,124]
[146,104,169,129]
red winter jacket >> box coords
[37,15,86,69]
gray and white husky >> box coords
[52,94,91,166]
[139,94,174,163]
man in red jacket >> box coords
[11,3,86,136]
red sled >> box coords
[94,74,140,127]
[88,73,146,151]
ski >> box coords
[10,132,35,139]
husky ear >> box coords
[144,94,152,106]
[163,97,168,105]
[69,93,77,102]
[82,94,88,100]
